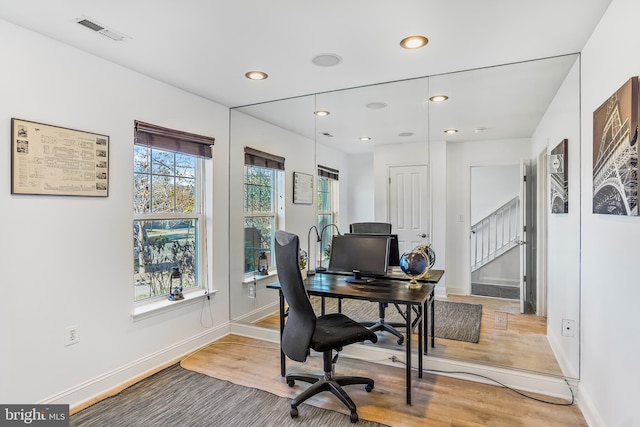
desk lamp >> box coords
[306,225,321,276]
[316,223,341,272]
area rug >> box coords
[70,364,387,427]
[312,297,482,343]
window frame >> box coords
[317,174,339,268]
[243,164,283,276]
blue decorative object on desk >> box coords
[399,245,436,289]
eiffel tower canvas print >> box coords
[592,77,639,215]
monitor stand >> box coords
[344,270,375,284]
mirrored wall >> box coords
[229,54,581,380]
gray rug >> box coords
[312,297,482,343]
[71,364,388,427]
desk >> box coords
[268,270,443,405]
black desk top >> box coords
[268,269,443,305]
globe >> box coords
[399,244,436,289]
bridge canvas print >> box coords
[592,77,639,215]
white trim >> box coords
[577,385,606,427]
[40,323,230,407]
[132,289,218,320]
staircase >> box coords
[470,197,520,272]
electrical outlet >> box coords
[494,311,508,330]
[248,282,256,299]
[562,319,575,337]
[65,325,79,346]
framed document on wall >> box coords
[293,171,313,204]
[11,118,109,197]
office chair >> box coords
[274,230,378,423]
[349,222,405,345]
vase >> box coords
[300,269,308,281]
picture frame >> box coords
[592,77,639,215]
[11,118,109,197]
[549,139,568,214]
[293,171,313,204]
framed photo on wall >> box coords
[293,171,313,204]
[549,139,568,214]
[592,77,639,215]
[11,118,109,197]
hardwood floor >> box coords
[181,335,586,427]
[255,294,563,376]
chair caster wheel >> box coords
[365,384,374,392]
[290,407,298,418]
[287,379,295,387]
[350,412,359,423]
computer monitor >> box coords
[327,234,390,284]
[347,233,399,266]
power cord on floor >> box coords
[389,355,575,406]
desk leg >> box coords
[405,303,412,405]
[431,293,435,348]
[418,304,423,378]
[279,290,286,377]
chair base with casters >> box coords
[286,348,374,423]
[360,302,405,345]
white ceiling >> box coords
[0,1,611,108]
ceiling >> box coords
[0,1,611,109]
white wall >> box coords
[445,138,531,295]
[578,0,640,425]
[531,59,581,379]
[0,20,231,406]
[470,164,520,224]
[345,152,375,223]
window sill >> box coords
[132,289,218,321]
[242,271,279,284]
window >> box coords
[243,147,285,275]
[317,165,339,266]
[133,121,214,302]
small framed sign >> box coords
[11,118,109,197]
[293,171,313,204]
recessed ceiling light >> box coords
[474,127,488,133]
[312,54,343,67]
[398,132,414,137]
[444,129,458,134]
[359,136,372,141]
[366,102,388,109]
[400,35,428,49]
[429,95,448,102]
[245,71,268,80]
[314,110,330,117]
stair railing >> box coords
[470,197,520,272]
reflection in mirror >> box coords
[228,54,581,381]
[229,95,317,322]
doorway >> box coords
[469,163,538,314]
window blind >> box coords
[318,165,339,180]
[244,147,285,170]
[134,120,214,158]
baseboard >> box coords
[234,301,280,324]
[576,384,606,427]
[45,322,230,412]
[233,322,577,400]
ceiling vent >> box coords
[76,16,130,41]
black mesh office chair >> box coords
[274,230,377,423]
[349,222,405,345]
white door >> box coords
[388,165,430,255]
[519,159,529,314]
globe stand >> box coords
[406,279,422,290]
